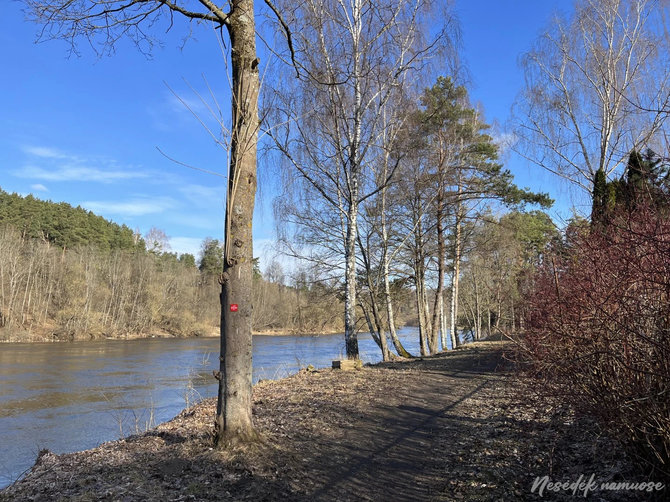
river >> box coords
[0,328,429,489]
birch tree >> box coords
[268,0,453,358]
[22,0,271,446]
[358,109,415,359]
[514,0,670,195]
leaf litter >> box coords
[1,341,661,501]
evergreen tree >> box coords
[178,253,197,268]
[591,168,609,226]
[198,238,224,277]
[591,149,669,226]
[0,188,142,251]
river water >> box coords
[0,328,427,488]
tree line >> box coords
[0,188,141,251]
[272,72,553,360]
[0,194,353,341]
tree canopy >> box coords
[0,187,142,251]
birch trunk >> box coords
[439,293,447,350]
[344,203,360,359]
[341,0,364,360]
[449,184,463,349]
[414,217,430,356]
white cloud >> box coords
[492,131,518,156]
[170,236,205,257]
[30,183,48,192]
[16,146,150,184]
[17,165,148,183]
[21,145,71,159]
[179,183,225,208]
[81,196,176,217]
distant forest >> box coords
[0,189,351,341]
[0,188,141,251]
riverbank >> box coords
[1,341,656,501]
[0,327,344,343]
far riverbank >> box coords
[0,327,347,343]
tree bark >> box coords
[473,267,481,341]
[383,256,411,358]
[357,231,390,361]
[344,202,360,359]
[214,0,260,447]
[430,190,445,353]
[343,0,363,360]
[380,158,411,358]
[449,184,463,349]
[439,291,447,349]
[414,216,430,356]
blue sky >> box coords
[1,0,575,268]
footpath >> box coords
[1,341,649,501]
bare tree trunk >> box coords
[473,267,482,341]
[214,0,260,447]
[495,280,503,333]
[344,203,360,359]
[430,191,445,353]
[383,259,411,358]
[380,163,411,358]
[366,282,390,361]
[449,185,463,349]
[416,280,427,356]
[360,301,387,359]
[413,216,429,356]
[357,232,390,361]
[422,280,431,349]
[343,0,363,359]
[370,300,390,361]
[439,292,447,350]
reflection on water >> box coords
[0,329,430,488]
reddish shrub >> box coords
[520,204,670,480]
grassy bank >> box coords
[1,341,660,501]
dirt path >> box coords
[291,347,503,501]
[1,341,652,501]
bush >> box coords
[520,204,670,480]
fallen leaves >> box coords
[0,341,655,501]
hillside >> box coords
[0,189,349,341]
[0,188,141,251]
